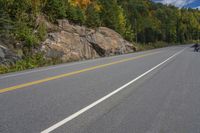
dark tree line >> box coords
[118,0,200,43]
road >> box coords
[0,45,200,133]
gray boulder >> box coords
[0,45,20,66]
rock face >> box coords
[41,19,136,62]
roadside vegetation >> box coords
[0,53,63,74]
[0,0,200,74]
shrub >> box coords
[0,53,47,74]
[66,4,85,25]
[43,0,67,21]
[14,22,39,48]
[85,4,101,27]
[37,22,47,41]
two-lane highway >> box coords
[1,45,200,133]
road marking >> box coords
[41,48,185,133]
[0,49,162,80]
[0,63,81,80]
[0,51,161,94]
[0,53,127,79]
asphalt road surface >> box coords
[0,45,200,133]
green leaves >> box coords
[14,22,39,48]
[119,0,200,44]
[43,0,67,21]
[85,4,101,27]
[66,4,85,24]
[1,0,200,47]
[0,53,47,74]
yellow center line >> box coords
[0,51,161,94]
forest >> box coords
[1,0,200,46]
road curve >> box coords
[0,45,200,133]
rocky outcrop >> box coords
[41,19,136,62]
[0,45,20,66]
[0,18,136,66]
[0,34,21,65]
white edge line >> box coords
[0,46,172,79]
[41,48,185,133]
[0,60,90,79]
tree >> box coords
[85,4,101,27]
[66,3,85,24]
[43,0,67,21]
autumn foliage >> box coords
[1,0,200,44]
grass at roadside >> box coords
[135,42,172,51]
[0,54,61,74]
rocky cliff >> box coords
[41,19,136,63]
[0,19,136,65]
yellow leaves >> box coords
[117,7,126,33]
[69,0,78,6]
[94,3,101,12]
[69,0,91,8]
[68,0,102,12]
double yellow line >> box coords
[0,51,161,94]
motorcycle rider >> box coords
[194,43,199,52]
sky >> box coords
[152,0,200,9]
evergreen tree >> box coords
[43,0,67,21]
[66,4,85,25]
